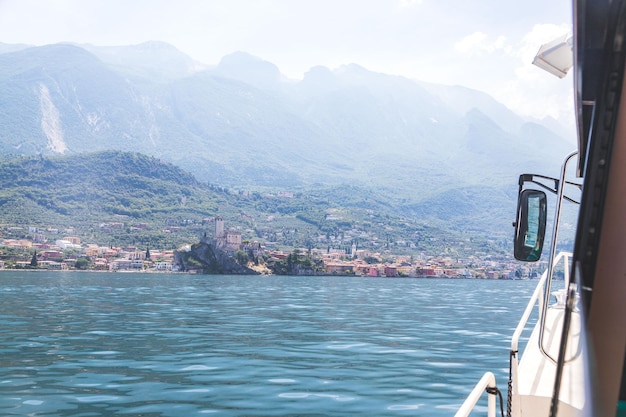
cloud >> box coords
[445,23,574,131]
[515,23,571,61]
[455,32,508,56]
[492,23,574,131]
[398,0,423,7]
[0,0,575,131]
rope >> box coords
[507,350,517,417]
[486,386,505,417]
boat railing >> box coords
[508,251,572,416]
[454,372,499,417]
[510,251,572,354]
[456,251,572,417]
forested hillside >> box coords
[0,42,576,243]
[0,152,508,257]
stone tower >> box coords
[214,216,224,238]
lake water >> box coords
[0,272,541,416]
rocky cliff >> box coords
[174,240,259,275]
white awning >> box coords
[532,34,573,78]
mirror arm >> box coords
[519,174,558,194]
[518,174,582,204]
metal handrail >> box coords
[507,251,573,417]
[457,253,572,417]
[539,151,578,364]
[454,372,498,417]
[510,251,572,353]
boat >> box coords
[456,0,626,416]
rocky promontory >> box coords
[174,240,259,275]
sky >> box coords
[0,0,574,130]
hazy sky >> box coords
[0,0,574,128]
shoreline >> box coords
[0,268,527,280]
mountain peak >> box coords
[75,41,205,81]
[337,63,369,74]
[133,40,179,50]
[0,43,103,77]
[212,51,282,89]
[218,51,267,65]
[0,42,32,55]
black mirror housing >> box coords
[514,189,547,261]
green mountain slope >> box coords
[0,152,508,257]
[0,42,576,241]
[0,151,217,246]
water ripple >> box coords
[0,272,540,416]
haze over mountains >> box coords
[0,41,574,235]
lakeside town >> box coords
[0,218,546,279]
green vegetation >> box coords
[75,258,89,270]
[265,249,325,275]
[0,151,510,258]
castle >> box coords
[213,216,242,251]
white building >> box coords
[55,240,81,250]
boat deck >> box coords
[515,292,586,417]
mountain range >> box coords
[0,41,575,237]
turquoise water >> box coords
[0,272,538,416]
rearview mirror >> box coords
[514,189,547,261]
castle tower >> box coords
[214,216,224,238]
